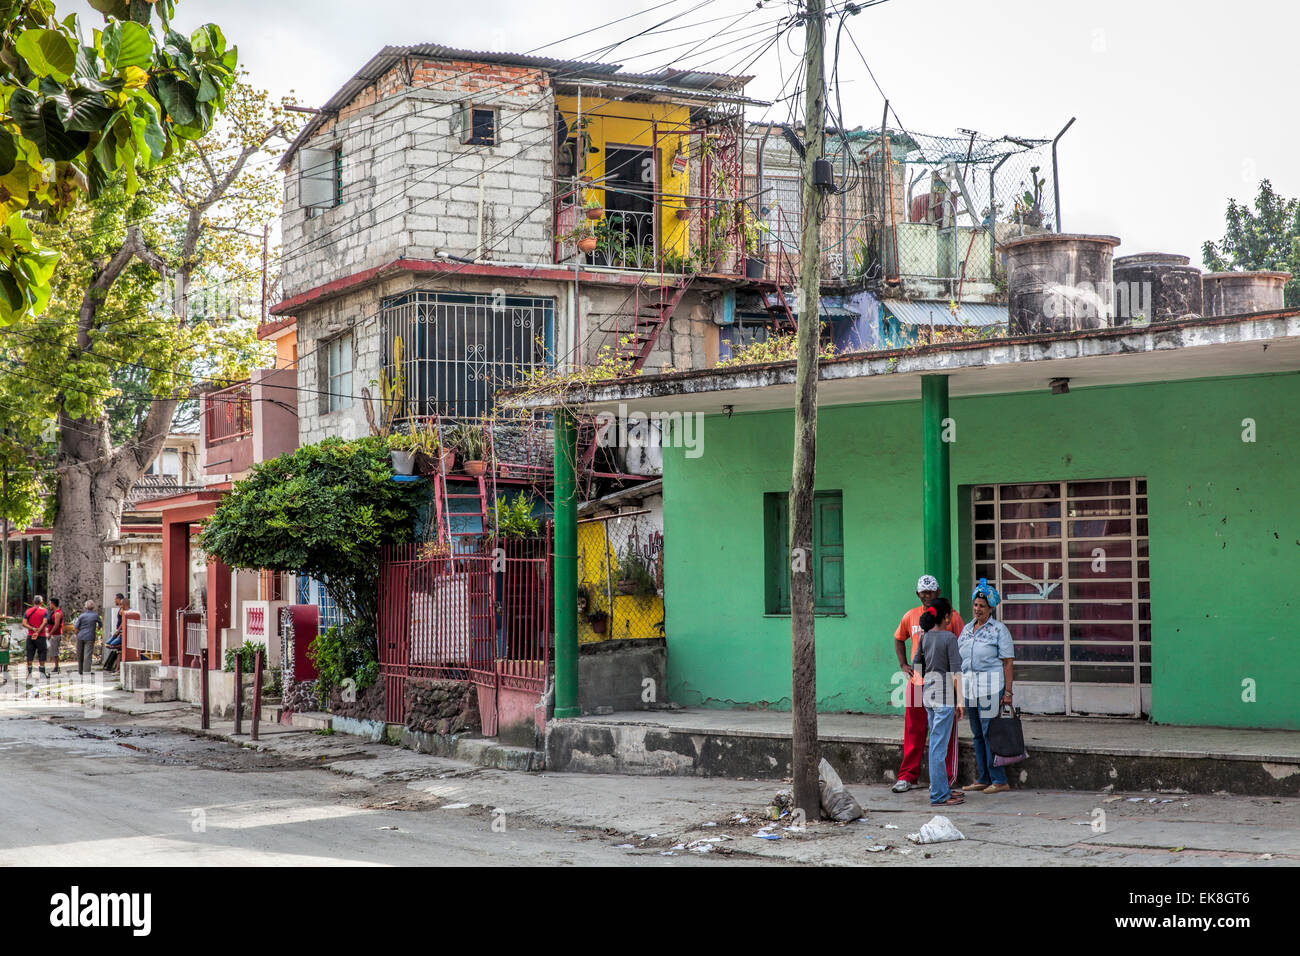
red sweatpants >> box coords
[899,702,958,784]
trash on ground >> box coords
[755,832,782,840]
[441,802,472,809]
[883,824,900,830]
[612,843,635,849]
[865,844,888,853]
[906,815,966,844]
[818,757,865,822]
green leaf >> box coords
[53,88,115,133]
[102,20,153,72]
[155,74,197,124]
[15,29,78,83]
[0,130,16,177]
[9,88,89,162]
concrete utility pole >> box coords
[790,0,827,820]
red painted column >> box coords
[161,519,190,667]
[207,556,232,670]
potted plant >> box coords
[739,203,770,279]
[387,433,419,475]
[587,608,608,635]
[411,419,454,475]
[584,196,603,220]
[449,423,488,477]
[491,491,540,538]
[616,543,658,596]
[565,222,598,254]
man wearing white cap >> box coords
[892,573,964,792]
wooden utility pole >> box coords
[790,0,827,819]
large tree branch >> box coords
[75,226,168,351]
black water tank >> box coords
[1113,253,1202,324]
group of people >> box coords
[893,573,1016,807]
[18,594,125,679]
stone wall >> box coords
[328,680,385,723]
[404,678,479,735]
[283,679,321,714]
[282,58,556,299]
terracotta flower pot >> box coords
[440,449,455,475]
[586,207,603,220]
[577,236,598,254]
[675,207,690,221]
[464,460,487,478]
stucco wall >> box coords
[660,371,1300,730]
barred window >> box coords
[381,292,554,420]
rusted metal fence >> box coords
[204,381,253,445]
[378,537,551,730]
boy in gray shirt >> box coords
[911,598,965,806]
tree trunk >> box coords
[790,0,827,821]
[48,407,172,611]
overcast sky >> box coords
[69,0,1297,263]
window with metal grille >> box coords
[325,333,353,412]
[971,478,1150,713]
[381,292,554,420]
[764,175,801,252]
[763,490,844,615]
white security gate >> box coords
[972,478,1150,717]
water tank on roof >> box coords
[1002,233,1121,335]
[1201,271,1290,317]
[1113,253,1202,324]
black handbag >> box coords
[985,701,1026,757]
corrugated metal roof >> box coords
[883,299,1008,328]
[739,304,858,321]
[281,45,753,168]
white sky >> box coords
[68,0,1297,264]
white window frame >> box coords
[300,145,342,214]
[325,333,353,413]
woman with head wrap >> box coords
[958,579,1016,793]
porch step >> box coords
[290,710,333,732]
[133,676,178,704]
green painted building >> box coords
[537,311,1300,731]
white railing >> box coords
[127,618,163,656]
[184,618,205,658]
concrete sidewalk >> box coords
[546,709,1300,796]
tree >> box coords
[6,74,295,611]
[1203,179,1300,308]
[199,438,425,663]
[0,0,238,326]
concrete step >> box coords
[133,687,171,704]
[290,711,333,732]
[148,677,178,698]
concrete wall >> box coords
[282,58,555,299]
[578,638,667,713]
[660,371,1300,730]
[251,367,299,463]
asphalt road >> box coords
[0,702,745,867]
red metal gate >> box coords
[378,539,551,732]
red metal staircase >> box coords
[432,471,491,555]
[619,276,691,372]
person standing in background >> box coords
[23,596,48,679]
[46,598,65,674]
[892,573,964,793]
[74,601,100,676]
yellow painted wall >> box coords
[555,96,691,257]
[274,332,297,369]
[576,519,664,644]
